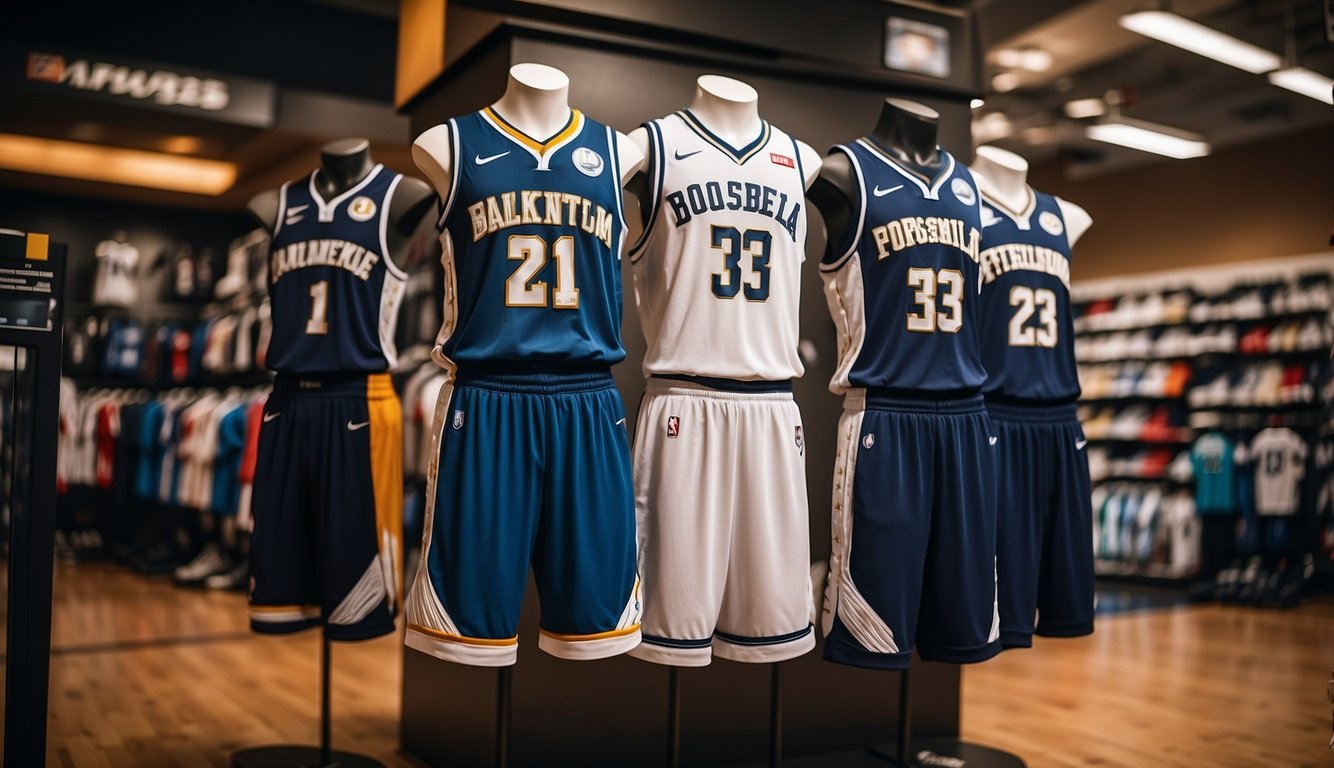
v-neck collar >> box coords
[309,164,383,222]
[676,109,771,165]
[858,138,954,199]
[981,187,1037,229]
[480,106,585,169]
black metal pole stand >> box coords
[870,664,1025,768]
[666,666,682,768]
[768,663,784,768]
[496,665,514,768]
[232,631,385,768]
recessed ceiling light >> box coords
[1267,67,1334,105]
[0,133,236,195]
[1064,98,1107,119]
[1119,10,1282,74]
[1086,118,1211,159]
[970,98,985,109]
[1019,49,1053,73]
[972,112,1014,144]
[992,72,1021,93]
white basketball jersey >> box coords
[93,239,140,307]
[630,110,808,381]
[1250,427,1308,516]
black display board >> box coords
[0,231,66,768]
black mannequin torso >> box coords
[809,99,942,257]
[246,138,437,260]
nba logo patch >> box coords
[572,147,605,177]
[452,410,465,430]
[770,152,795,168]
[862,433,876,449]
[795,426,804,455]
[951,178,976,206]
[1039,211,1064,236]
[666,415,680,438]
[348,196,377,222]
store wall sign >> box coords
[9,46,276,128]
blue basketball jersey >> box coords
[267,165,407,374]
[977,189,1080,402]
[821,141,986,393]
[434,108,627,370]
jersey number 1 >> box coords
[306,280,329,335]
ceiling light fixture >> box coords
[1267,66,1334,105]
[970,98,985,109]
[992,72,1021,93]
[1119,10,1283,74]
[1086,117,1211,159]
[0,133,236,195]
[1064,98,1108,119]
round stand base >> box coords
[870,738,1026,767]
[232,745,386,768]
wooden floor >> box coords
[38,563,1334,767]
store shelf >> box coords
[1073,307,1332,336]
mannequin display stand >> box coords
[868,667,1024,768]
[232,633,384,768]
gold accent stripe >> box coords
[369,390,404,611]
[981,189,1037,221]
[483,107,583,154]
[25,233,49,261]
[250,604,319,614]
[409,623,518,647]
[539,624,641,643]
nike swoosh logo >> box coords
[674,149,703,161]
[988,436,998,446]
[474,151,510,165]
[1075,439,1088,450]
[873,185,904,197]
[263,412,281,423]
[616,418,627,426]
[347,420,369,431]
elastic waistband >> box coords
[846,389,985,415]
[273,372,396,399]
[646,377,795,402]
[985,399,1080,424]
[652,373,793,394]
[455,367,615,394]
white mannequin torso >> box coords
[412,63,643,191]
[972,145,1092,246]
[628,75,822,189]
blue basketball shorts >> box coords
[405,369,641,667]
[822,391,1001,670]
[249,373,404,641]
[988,400,1095,649]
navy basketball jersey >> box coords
[267,165,406,374]
[435,108,627,369]
[821,141,986,393]
[977,189,1080,402]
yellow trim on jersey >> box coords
[250,604,320,613]
[409,623,519,647]
[482,106,583,156]
[539,624,641,642]
[368,386,404,613]
[981,188,1037,222]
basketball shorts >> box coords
[249,373,403,641]
[405,369,640,667]
[822,391,1001,670]
[988,401,1095,649]
[629,376,814,667]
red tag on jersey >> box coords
[770,153,795,168]
[666,415,680,438]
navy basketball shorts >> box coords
[249,373,404,641]
[988,401,1095,649]
[629,377,815,667]
[822,391,1001,670]
[405,369,640,667]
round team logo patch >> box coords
[572,147,604,177]
[1039,210,1064,236]
[348,196,377,222]
[862,433,876,449]
[951,178,976,206]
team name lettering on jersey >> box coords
[270,239,380,283]
[665,181,802,242]
[870,216,980,262]
[979,243,1071,288]
[466,190,615,249]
